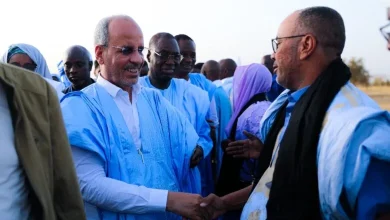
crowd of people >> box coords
[0,5,389,220]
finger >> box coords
[243,130,257,140]
[225,148,243,155]
[200,194,216,206]
[233,153,249,159]
[228,140,247,147]
[226,146,246,152]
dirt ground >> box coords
[359,86,390,111]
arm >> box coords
[49,87,86,220]
[201,185,253,218]
[221,185,253,210]
[72,147,168,214]
[355,158,390,220]
[196,92,213,158]
[73,147,208,219]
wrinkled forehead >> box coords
[277,11,300,38]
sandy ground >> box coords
[359,86,390,111]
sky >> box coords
[1,0,390,79]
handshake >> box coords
[167,192,226,220]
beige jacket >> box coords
[0,63,86,220]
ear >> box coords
[88,61,93,71]
[95,45,104,65]
[146,50,151,62]
[299,34,317,60]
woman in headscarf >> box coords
[2,43,65,99]
[215,63,272,220]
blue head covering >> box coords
[1,43,52,79]
[7,46,28,63]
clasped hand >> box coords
[171,192,226,220]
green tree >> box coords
[346,57,370,86]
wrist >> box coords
[166,191,178,213]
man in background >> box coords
[62,45,95,94]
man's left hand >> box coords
[190,146,204,168]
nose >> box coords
[165,57,175,65]
[70,65,77,73]
[129,51,144,66]
[271,53,276,60]
[182,55,192,63]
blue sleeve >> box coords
[356,158,390,219]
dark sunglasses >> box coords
[10,62,37,72]
[110,45,146,56]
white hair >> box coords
[94,15,134,46]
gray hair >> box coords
[94,15,134,46]
[297,7,346,56]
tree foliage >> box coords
[346,57,370,86]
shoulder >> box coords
[329,82,380,112]
[0,63,51,97]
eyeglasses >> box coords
[109,45,146,56]
[271,34,306,53]
[380,23,390,42]
[148,49,183,62]
[10,62,37,72]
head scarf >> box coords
[1,43,52,79]
[225,63,272,136]
[7,46,27,62]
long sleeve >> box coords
[195,92,213,158]
[71,147,168,215]
[353,121,390,219]
[207,97,219,127]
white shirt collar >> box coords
[96,75,141,98]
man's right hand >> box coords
[166,192,210,220]
[200,194,227,219]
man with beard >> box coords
[61,16,210,220]
[201,6,390,220]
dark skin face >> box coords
[140,61,149,77]
[8,54,37,72]
[175,39,196,80]
[261,55,275,74]
[63,47,92,90]
[201,61,220,82]
[147,37,181,89]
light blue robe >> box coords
[61,83,199,220]
[241,82,390,219]
[139,76,212,194]
[189,73,217,101]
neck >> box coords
[295,57,337,90]
[149,74,171,90]
[176,71,189,81]
[72,78,91,91]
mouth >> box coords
[181,64,193,70]
[273,65,278,73]
[162,69,175,75]
[124,67,139,77]
[69,76,79,82]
